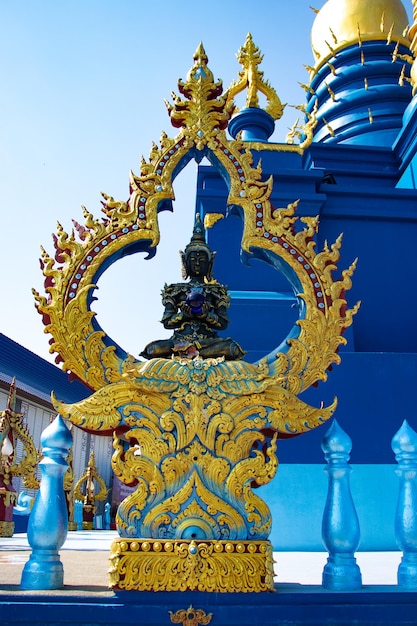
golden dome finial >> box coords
[408,0,417,51]
[226,33,285,120]
[311,0,410,69]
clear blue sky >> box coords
[0,1,412,363]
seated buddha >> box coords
[140,214,245,361]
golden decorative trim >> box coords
[203,213,224,230]
[0,521,15,537]
[109,538,274,592]
[170,606,213,626]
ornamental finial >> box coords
[226,33,284,120]
[164,43,233,141]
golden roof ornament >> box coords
[73,450,108,507]
[0,379,39,537]
[225,33,285,120]
[0,379,39,490]
[165,43,234,150]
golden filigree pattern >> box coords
[109,538,274,592]
[55,356,335,542]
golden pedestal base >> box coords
[0,521,14,537]
[109,538,274,592]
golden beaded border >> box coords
[109,538,274,592]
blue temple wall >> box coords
[195,120,417,549]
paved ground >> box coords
[0,531,403,595]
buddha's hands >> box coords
[180,301,210,318]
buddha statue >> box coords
[141,214,245,361]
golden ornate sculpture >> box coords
[34,41,358,591]
[73,450,108,530]
[0,379,39,537]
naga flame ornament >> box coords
[34,39,359,592]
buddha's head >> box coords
[181,213,215,281]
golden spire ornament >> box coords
[226,33,285,120]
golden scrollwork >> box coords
[55,355,336,544]
[109,538,274,592]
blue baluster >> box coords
[392,420,417,589]
[321,419,362,590]
[104,502,111,530]
[74,499,83,530]
[20,414,72,590]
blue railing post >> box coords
[20,414,72,590]
[392,420,417,589]
[104,502,111,530]
[321,419,362,590]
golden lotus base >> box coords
[109,538,274,592]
